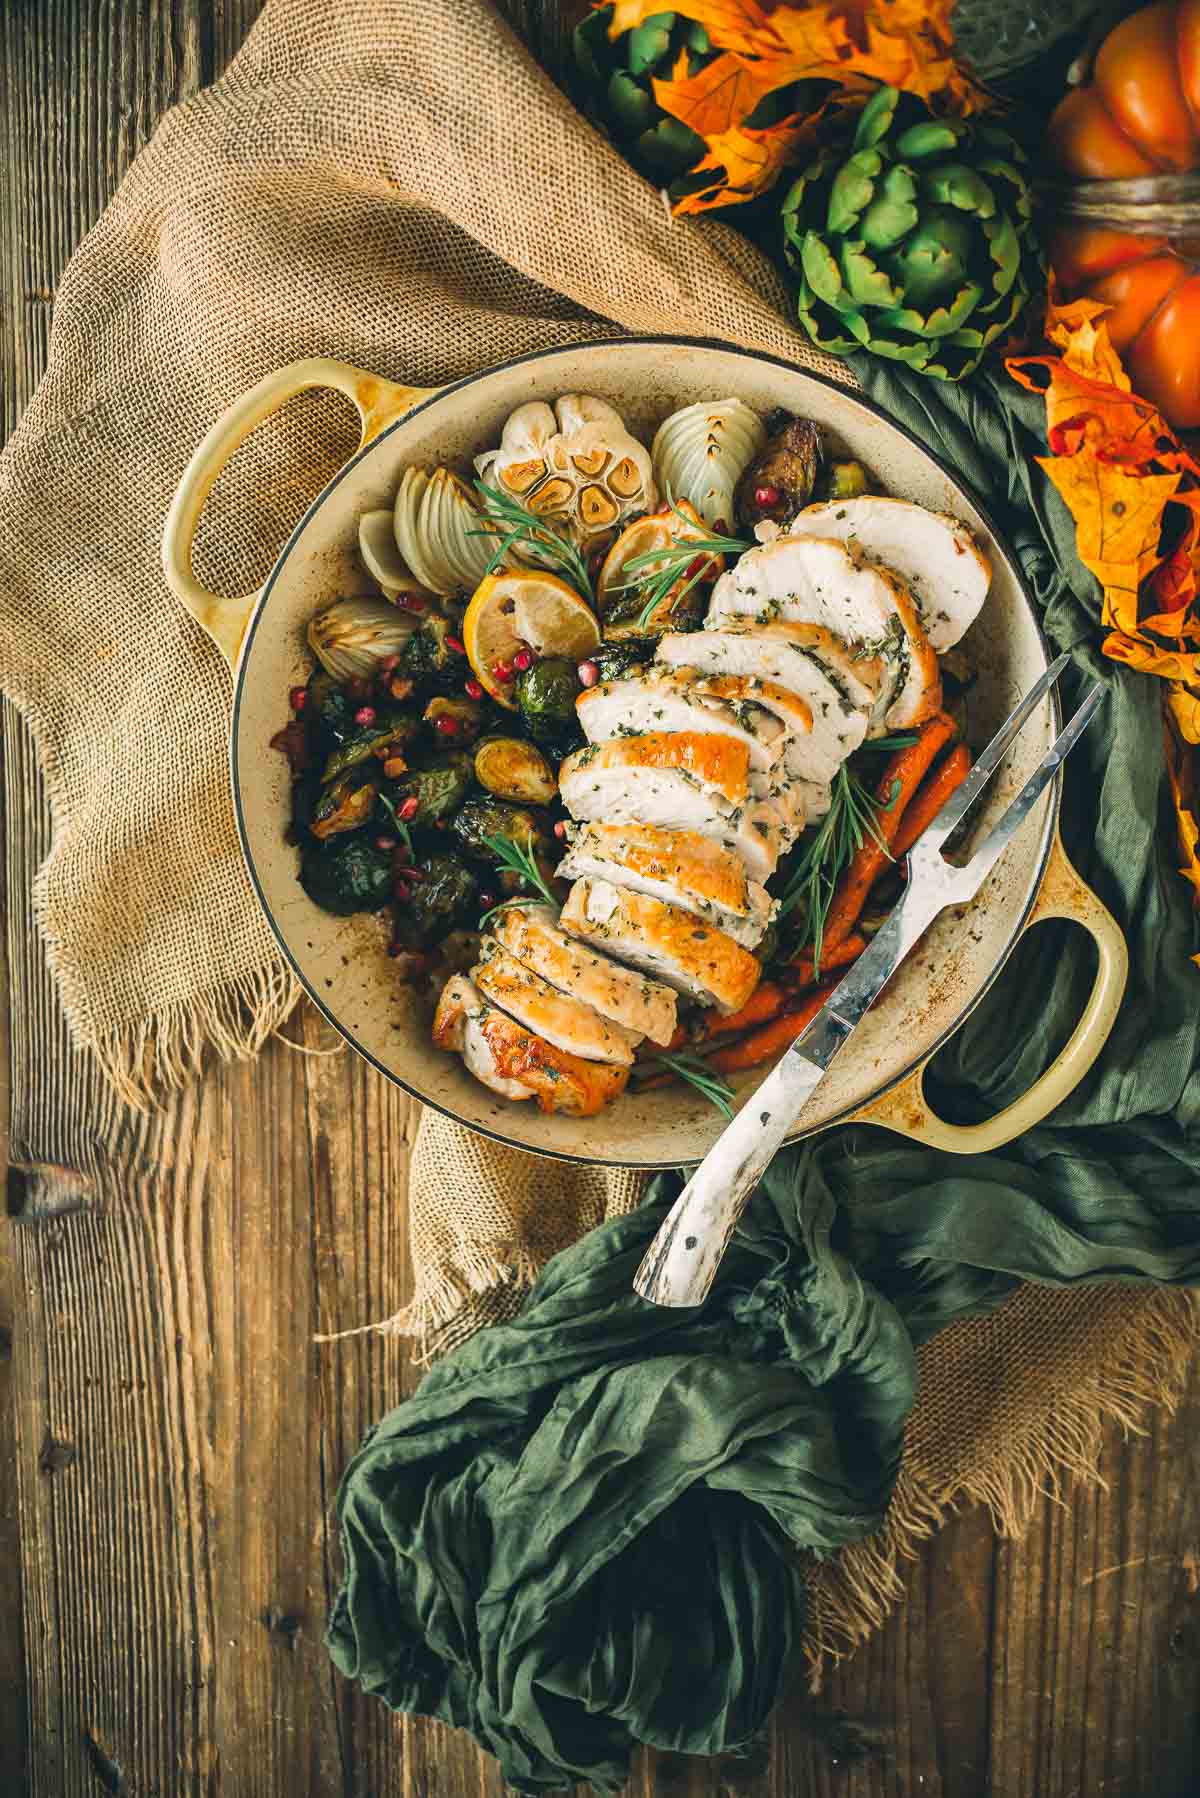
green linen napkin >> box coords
[327,363,1200,1793]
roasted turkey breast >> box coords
[560,878,762,1014]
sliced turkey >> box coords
[576,668,784,772]
[560,879,762,1014]
[433,975,532,1102]
[491,902,677,1046]
[705,535,941,733]
[787,497,991,651]
[656,623,870,784]
[559,737,786,883]
[472,940,642,1065]
[558,822,776,950]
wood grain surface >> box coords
[1,3,1198,1794]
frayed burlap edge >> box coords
[315,1236,548,1362]
[802,1285,1200,1683]
[87,960,301,1111]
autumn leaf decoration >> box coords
[603,0,990,214]
[1008,296,1200,932]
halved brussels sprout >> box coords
[474,736,557,805]
[393,853,480,950]
[387,751,473,825]
[311,774,377,839]
[515,655,582,751]
[321,710,420,784]
[819,459,871,502]
[423,695,486,744]
[735,416,822,531]
[300,836,392,915]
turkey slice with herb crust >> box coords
[491,902,677,1046]
[471,940,642,1065]
[558,742,786,884]
[688,673,832,818]
[433,975,533,1102]
[786,497,991,652]
[655,623,870,784]
[576,668,785,772]
[560,879,762,1014]
[560,731,751,808]
[557,822,776,950]
[705,535,941,734]
[473,1008,631,1115]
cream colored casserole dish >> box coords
[163,339,1126,1167]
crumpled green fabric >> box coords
[327,363,1200,1793]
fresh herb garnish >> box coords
[478,830,558,924]
[470,480,594,602]
[777,757,909,972]
[376,791,414,859]
[644,1050,735,1119]
[615,502,750,631]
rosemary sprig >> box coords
[776,756,908,972]
[644,1050,735,1119]
[376,791,414,860]
[617,508,751,631]
[478,830,558,925]
[470,480,594,602]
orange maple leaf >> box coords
[607,0,777,53]
[671,113,819,213]
[653,49,783,137]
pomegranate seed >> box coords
[553,820,567,839]
[512,646,533,672]
[396,591,426,613]
[434,714,459,736]
[379,653,400,675]
[354,705,377,725]
[398,796,419,821]
[392,863,422,881]
[754,483,781,508]
[578,659,600,688]
[479,891,496,908]
[713,517,729,535]
[376,835,397,851]
[685,555,708,580]
[445,635,465,655]
[289,685,308,712]
[394,881,412,902]
[492,659,514,683]
[464,677,484,700]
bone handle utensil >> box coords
[634,657,1102,1309]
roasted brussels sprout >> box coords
[516,655,583,753]
[474,736,558,805]
[735,415,821,531]
[311,774,377,839]
[321,708,420,783]
[394,853,480,949]
[398,613,465,687]
[305,670,356,745]
[386,751,473,825]
[451,797,553,861]
[300,835,392,915]
[818,459,871,503]
[423,694,486,744]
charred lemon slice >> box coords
[597,498,720,639]
[463,570,601,708]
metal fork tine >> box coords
[920,651,1072,846]
[955,684,1104,889]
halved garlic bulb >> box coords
[652,398,766,529]
[358,508,410,589]
[475,393,656,552]
[394,467,500,597]
[307,595,417,681]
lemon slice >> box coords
[463,570,601,707]
[597,499,717,638]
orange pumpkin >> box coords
[1049,0,1200,427]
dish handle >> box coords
[848,831,1128,1153]
[162,357,434,668]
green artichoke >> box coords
[781,87,1042,381]
[573,8,711,184]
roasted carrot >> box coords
[892,742,972,857]
[789,931,868,986]
[821,711,958,954]
[698,980,788,1041]
[705,982,837,1074]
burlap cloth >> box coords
[0,0,1194,1671]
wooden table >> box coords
[2,4,1199,1793]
